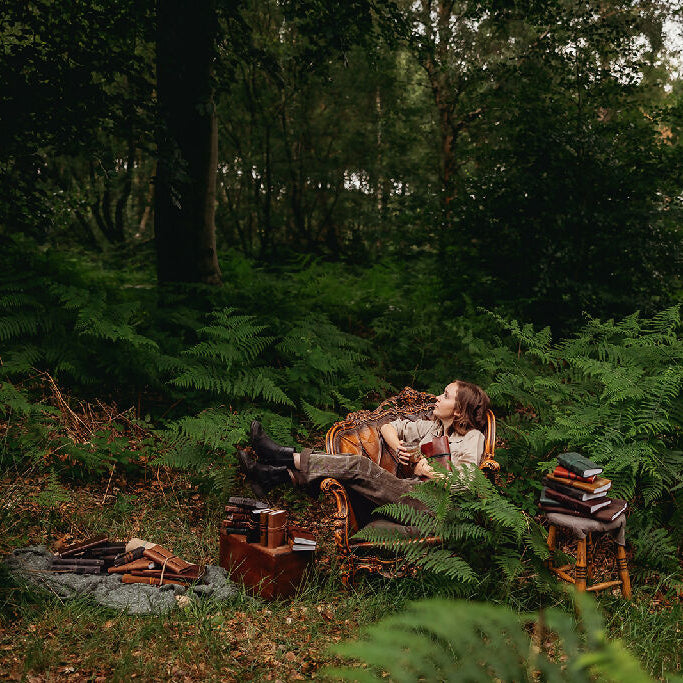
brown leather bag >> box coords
[420,435,452,472]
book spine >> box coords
[108,559,156,574]
[121,574,185,587]
[221,527,252,535]
[543,478,586,501]
[544,489,597,513]
[88,544,127,555]
[48,564,102,574]
[113,546,145,566]
[52,557,104,567]
[538,504,583,518]
[259,510,269,546]
[267,510,288,549]
[554,466,595,483]
[59,534,109,558]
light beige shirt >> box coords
[387,418,484,479]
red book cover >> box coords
[554,466,596,483]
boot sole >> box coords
[236,449,269,501]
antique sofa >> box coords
[321,386,498,586]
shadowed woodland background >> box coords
[0,0,682,679]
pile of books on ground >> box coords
[221,496,316,551]
[539,452,627,523]
[51,535,205,586]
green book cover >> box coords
[557,452,602,478]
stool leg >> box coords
[575,538,587,592]
[546,525,557,570]
[587,532,594,582]
[616,545,632,600]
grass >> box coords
[0,468,681,682]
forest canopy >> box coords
[1,0,681,327]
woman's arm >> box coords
[379,423,411,464]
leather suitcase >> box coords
[219,531,314,599]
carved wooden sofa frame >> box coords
[320,386,498,587]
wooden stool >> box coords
[546,524,632,599]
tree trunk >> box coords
[155,0,221,285]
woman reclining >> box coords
[238,380,491,509]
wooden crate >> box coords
[219,532,314,599]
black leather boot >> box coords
[237,449,291,498]
[250,420,295,468]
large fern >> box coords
[478,307,682,550]
[354,468,544,590]
[325,591,664,682]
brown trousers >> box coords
[293,449,425,509]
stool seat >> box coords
[545,516,631,599]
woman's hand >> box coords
[396,441,413,465]
[414,458,439,479]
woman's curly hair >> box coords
[449,380,491,436]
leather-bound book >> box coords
[59,534,108,558]
[259,510,270,546]
[108,558,155,574]
[128,570,191,583]
[546,472,611,495]
[222,526,254,536]
[52,557,104,567]
[538,503,583,518]
[593,499,628,523]
[48,565,102,574]
[125,538,157,553]
[225,510,254,520]
[542,477,609,501]
[131,564,205,581]
[227,497,269,510]
[287,526,317,551]
[113,546,146,566]
[267,510,288,549]
[88,544,127,556]
[121,574,185,587]
[557,452,602,478]
[543,487,611,514]
[143,545,192,575]
[553,466,596,483]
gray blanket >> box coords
[4,546,244,615]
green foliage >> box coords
[35,470,70,509]
[0,240,388,476]
[326,592,664,682]
[478,308,682,532]
[355,468,544,591]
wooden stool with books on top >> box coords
[219,497,316,599]
[539,453,632,599]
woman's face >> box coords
[433,382,458,423]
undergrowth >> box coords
[1,241,681,679]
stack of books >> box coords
[539,452,627,523]
[50,534,126,574]
[222,496,270,540]
[221,497,317,551]
[288,526,317,552]
[52,535,205,586]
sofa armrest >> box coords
[320,478,359,552]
